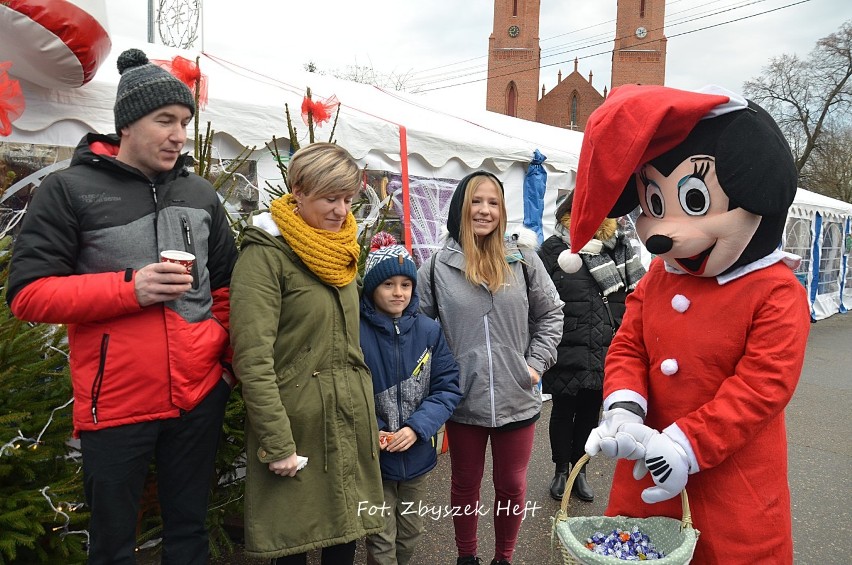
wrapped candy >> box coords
[585,526,665,560]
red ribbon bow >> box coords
[154,56,208,110]
[301,95,339,127]
[0,62,25,137]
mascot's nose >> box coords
[645,235,674,255]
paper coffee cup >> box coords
[160,250,195,274]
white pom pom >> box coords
[661,359,679,376]
[558,249,582,273]
[671,294,691,313]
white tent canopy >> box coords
[5,38,585,261]
[784,188,852,321]
[13,44,584,173]
[4,39,850,319]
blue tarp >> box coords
[523,149,547,244]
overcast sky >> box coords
[108,0,849,107]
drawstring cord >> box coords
[314,371,329,472]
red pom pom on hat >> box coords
[370,231,397,252]
[568,84,740,252]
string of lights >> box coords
[0,394,87,554]
[40,486,89,546]
[0,396,74,456]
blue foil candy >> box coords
[586,527,666,560]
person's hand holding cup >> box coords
[134,251,195,307]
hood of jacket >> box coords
[240,214,294,256]
[71,132,192,183]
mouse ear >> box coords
[714,101,798,216]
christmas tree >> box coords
[0,236,89,564]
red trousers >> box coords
[446,420,536,562]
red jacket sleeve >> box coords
[11,272,142,324]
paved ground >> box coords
[141,312,851,564]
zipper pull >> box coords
[150,184,158,205]
[393,319,400,335]
[182,217,192,245]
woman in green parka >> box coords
[230,142,384,564]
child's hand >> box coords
[385,427,416,452]
[378,431,394,450]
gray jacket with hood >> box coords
[417,232,563,428]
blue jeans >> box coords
[80,377,230,565]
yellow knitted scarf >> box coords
[270,194,360,287]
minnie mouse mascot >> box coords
[570,85,810,563]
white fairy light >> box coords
[1,397,74,456]
[40,487,89,547]
[0,430,32,456]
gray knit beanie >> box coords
[114,48,195,132]
[363,232,418,298]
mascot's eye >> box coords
[645,183,665,218]
[678,177,711,216]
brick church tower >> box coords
[485,1,667,130]
[486,0,541,120]
[611,0,667,87]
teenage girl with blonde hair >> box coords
[417,171,564,565]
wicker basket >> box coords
[552,454,699,564]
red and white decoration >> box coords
[0,62,25,136]
[0,0,111,89]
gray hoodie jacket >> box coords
[417,236,563,428]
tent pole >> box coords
[148,0,154,43]
[399,125,413,255]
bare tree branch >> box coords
[744,19,852,202]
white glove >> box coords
[585,408,644,458]
[620,423,690,504]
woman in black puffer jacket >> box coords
[538,191,645,502]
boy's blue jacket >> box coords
[360,290,462,481]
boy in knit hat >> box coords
[7,48,237,563]
[360,232,462,565]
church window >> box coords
[640,0,646,18]
[570,93,578,127]
[513,0,518,17]
[507,82,518,117]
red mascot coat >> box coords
[604,259,809,563]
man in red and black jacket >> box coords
[7,48,238,565]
